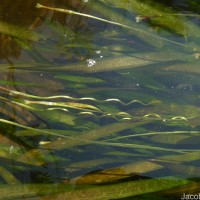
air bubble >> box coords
[86,59,96,67]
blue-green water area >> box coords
[0,0,200,199]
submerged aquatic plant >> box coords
[1,0,200,199]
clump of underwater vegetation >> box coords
[0,0,200,199]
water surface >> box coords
[0,0,200,199]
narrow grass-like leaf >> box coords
[42,178,189,200]
[0,179,189,199]
[65,158,123,173]
[0,166,20,184]
[55,75,105,83]
[85,0,200,51]
[163,63,200,74]
[103,0,195,37]
[0,20,45,41]
[36,3,195,50]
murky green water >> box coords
[0,0,200,199]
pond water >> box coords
[0,0,200,199]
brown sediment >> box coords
[0,0,85,60]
